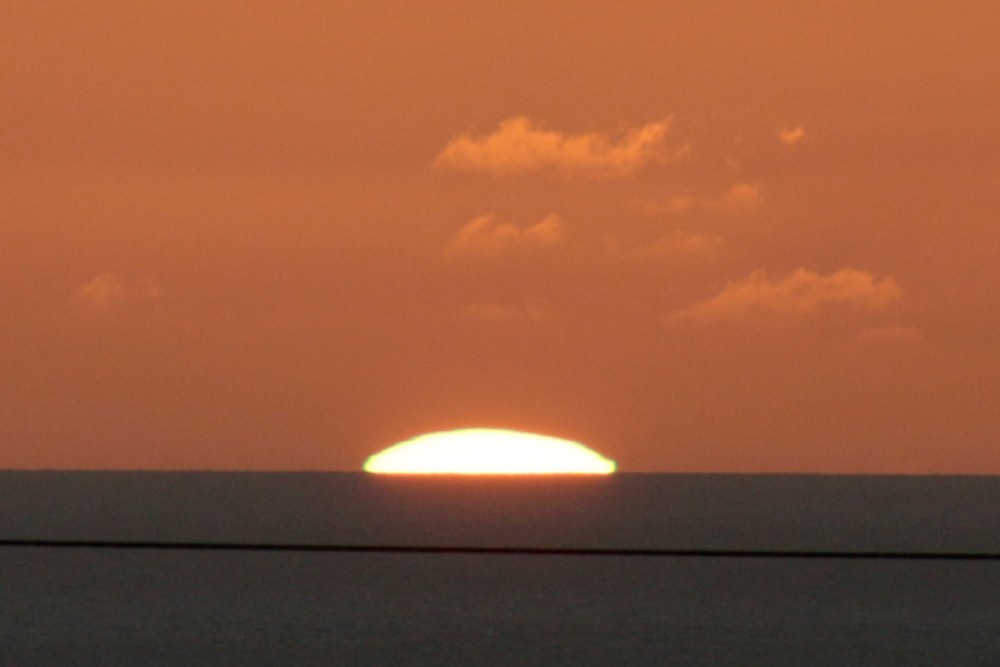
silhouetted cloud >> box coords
[434,116,685,177]
[670,267,900,325]
[444,213,566,258]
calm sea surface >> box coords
[1,472,999,665]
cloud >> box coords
[434,116,685,177]
[636,182,762,216]
[709,182,764,214]
[444,213,566,258]
[75,273,160,308]
[778,125,808,146]
[604,231,725,260]
[670,267,901,325]
[463,301,551,323]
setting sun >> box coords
[363,428,617,475]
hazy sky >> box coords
[3,2,999,472]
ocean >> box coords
[1,472,999,665]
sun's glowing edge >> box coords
[364,428,617,475]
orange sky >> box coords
[3,2,999,472]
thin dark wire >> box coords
[1,539,999,560]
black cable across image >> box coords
[2,539,999,561]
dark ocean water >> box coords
[1,472,999,665]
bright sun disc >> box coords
[363,428,617,475]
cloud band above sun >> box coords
[434,116,684,177]
[669,267,901,325]
[364,428,617,475]
[444,213,566,258]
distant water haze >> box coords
[3,472,999,553]
[2,472,1000,665]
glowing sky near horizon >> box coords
[2,2,999,473]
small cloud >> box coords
[670,267,901,326]
[778,125,808,147]
[636,182,762,217]
[858,325,925,345]
[75,273,160,308]
[604,231,725,260]
[707,182,763,214]
[444,213,566,258]
[434,116,685,177]
[463,300,551,323]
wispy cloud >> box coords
[434,116,685,177]
[709,182,764,214]
[444,213,566,258]
[670,267,900,325]
[75,273,161,308]
[778,125,808,147]
[636,182,762,216]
